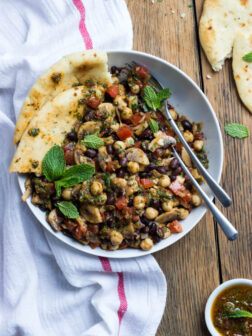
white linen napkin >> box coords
[0,1,167,335]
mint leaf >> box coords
[156,88,171,106]
[228,309,252,319]
[149,118,159,133]
[104,172,111,189]
[42,145,65,182]
[56,201,79,219]
[144,86,158,111]
[224,123,249,139]
[83,135,104,149]
[242,52,252,63]
[55,164,95,196]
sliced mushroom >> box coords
[126,148,150,165]
[148,131,176,152]
[80,205,103,223]
[98,146,111,171]
[181,147,192,167]
[74,149,87,165]
[47,209,63,232]
[156,208,180,223]
[134,121,148,136]
[31,193,44,206]
[21,177,32,202]
[72,184,82,199]
[77,121,101,139]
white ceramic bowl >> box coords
[205,278,252,336]
[18,50,223,258]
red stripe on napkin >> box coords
[99,257,128,334]
[72,0,93,49]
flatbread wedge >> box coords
[13,50,111,144]
[199,0,252,71]
[233,32,252,113]
[10,86,86,174]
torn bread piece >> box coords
[10,86,86,174]
[13,50,112,144]
[233,32,252,113]
[199,0,252,71]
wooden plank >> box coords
[126,1,220,335]
[195,0,252,282]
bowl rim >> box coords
[205,278,252,336]
[17,49,224,258]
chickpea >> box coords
[118,84,126,96]
[163,228,171,239]
[126,187,134,196]
[170,109,177,120]
[134,195,146,210]
[173,198,180,207]
[113,141,126,151]
[112,76,119,84]
[145,207,159,220]
[162,200,173,212]
[131,84,140,94]
[192,194,202,206]
[124,137,135,148]
[111,177,127,189]
[178,208,189,220]
[127,161,140,174]
[98,103,115,116]
[121,107,133,120]
[183,130,194,143]
[140,238,154,251]
[91,181,103,196]
[62,188,72,200]
[158,175,171,187]
[109,230,123,245]
[193,140,204,151]
[114,96,127,110]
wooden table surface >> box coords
[126,1,252,335]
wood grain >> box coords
[195,0,252,281]
[126,1,221,335]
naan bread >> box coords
[199,0,252,112]
[10,86,86,174]
[13,50,111,144]
[233,32,252,112]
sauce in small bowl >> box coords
[205,279,252,336]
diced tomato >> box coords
[175,142,183,152]
[74,225,86,239]
[194,132,204,140]
[106,85,119,98]
[88,224,99,234]
[135,65,149,79]
[117,125,133,140]
[64,220,77,232]
[106,160,120,172]
[177,197,191,210]
[140,178,154,189]
[90,242,99,249]
[169,180,192,201]
[165,129,175,137]
[168,220,183,233]
[116,196,128,210]
[87,96,101,109]
[131,113,142,126]
[145,113,151,122]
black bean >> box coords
[154,148,163,158]
[114,149,122,156]
[146,163,157,171]
[139,128,153,140]
[170,175,176,181]
[157,166,167,174]
[173,167,182,176]
[106,144,113,154]
[139,171,152,178]
[85,149,97,158]
[106,213,114,226]
[153,236,161,243]
[149,222,157,235]
[181,119,192,131]
[110,66,119,74]
[106,195,115,205]
[156,228,164,238]
[140,216,150,225]
[117,169,125,178]
[67,131,78,142]
[141,226,149,234]
[151,199,161,209]
[128,199,133,207]
[119,157,128,167]
[170,158,179,169]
